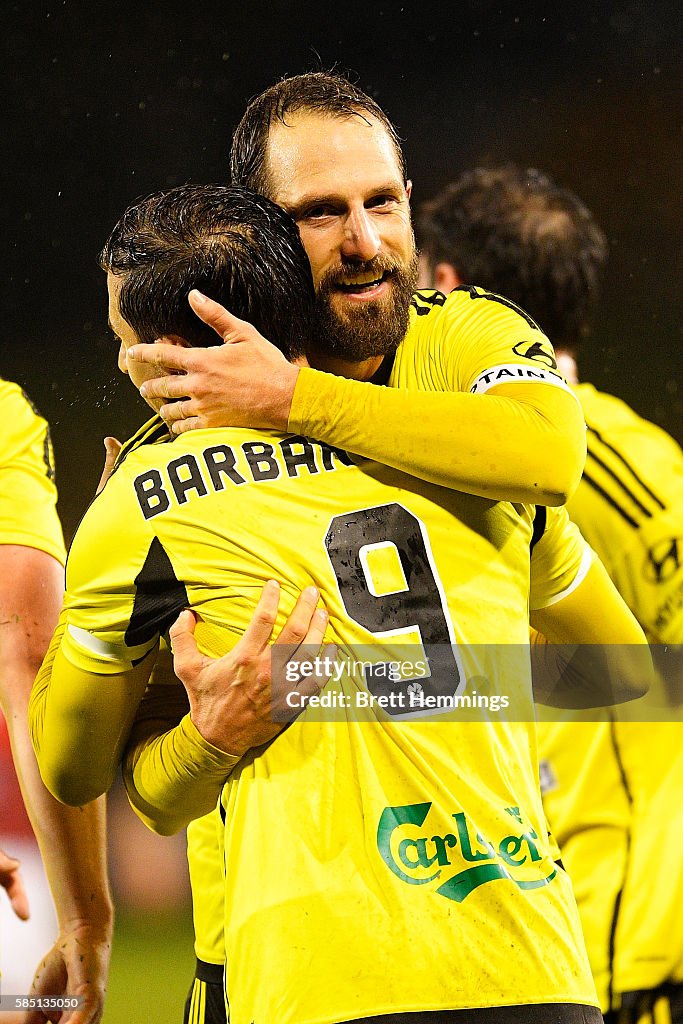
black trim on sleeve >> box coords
[41,427,56,481]
[194,959,224,985]
[605,715,634,1014]
[530,506,547,554]
[452,285,542,332]
[19,387,56,481]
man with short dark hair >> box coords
[29,181,649,1024]
[417,163,683,1024]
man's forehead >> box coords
[265,110,403,200]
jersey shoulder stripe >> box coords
[585,423,666,527]
[113,414,170,476]
[581,472,639,529]
[451,284,544,332]
[18,387,56,481]
[410,288,447,316]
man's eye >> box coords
[301,205,336,220]
[367,195,398,209]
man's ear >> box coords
[405,179,413,201]
[434,262,463,293]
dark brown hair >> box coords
[100,183,316,359]
[230,71,407,197]
[418,165,608,351]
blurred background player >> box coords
[0,377,112,1022]
[417,164,683,1023]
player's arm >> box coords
[30,444,165,810]
[30,627,157,807]
[291,375,583,505]
[1,549,112,1024]
[0,387,114,1023]
[128,290,586,506]
[529,510,654,707]
[123,584,333,835]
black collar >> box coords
[368,350,396,386]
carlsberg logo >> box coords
[377,802,556,903]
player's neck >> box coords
[307,352,385,381]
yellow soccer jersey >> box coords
[165,281,590,984]
[568,383,683,644]
[187,808,225,967]
[51,420,595,1023]
[176,288,587,985]
[289,286,586,505]
[136,627,227,968]
[0,379,65,563]
[539,383,683,1010]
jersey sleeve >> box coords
[123,704,240,836]
[0,380,65,564]
[120,634,240,835]
[569,388,683,645]
[418,287,577,398]
[288,288,585,505]
[529,508,652,708]
[606,507,683,645]
[530,506,593,611]
[60,471,160,674]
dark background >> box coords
[3,0,681,539]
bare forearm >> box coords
[5,677,112,928]
[0,547,111,927]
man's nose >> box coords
[340,208,381,262]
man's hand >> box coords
[128,290,300,435]
[0,847,29,920]
[170,580,335,756]
[25,919,111,1024]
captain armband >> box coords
[469,364,580,398]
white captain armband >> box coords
[63,623,158,674]
[469,363,579,398]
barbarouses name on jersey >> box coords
[132,436,354,521]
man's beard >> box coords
[313,251,419,363]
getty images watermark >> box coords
[283,652,511,714]
[269,643,679,722]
